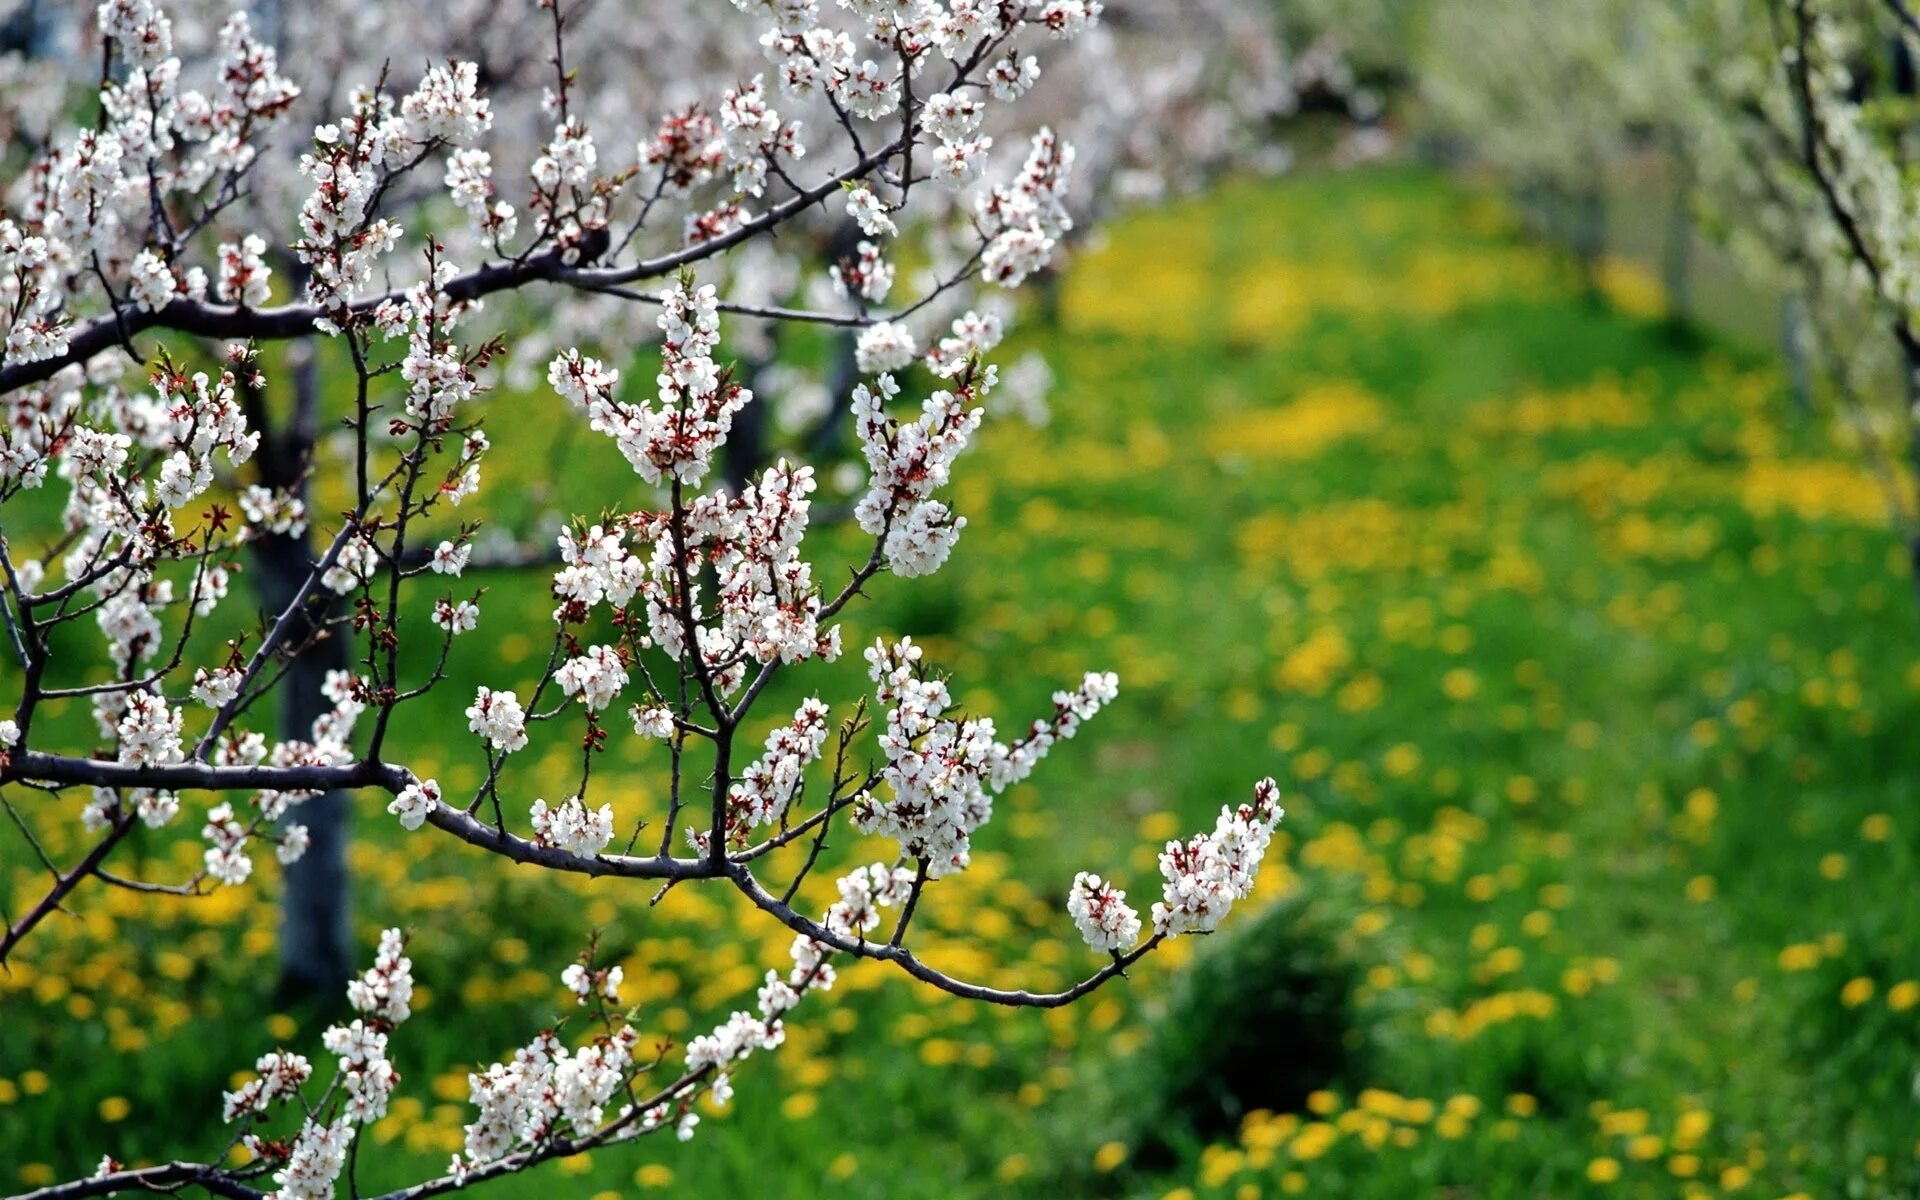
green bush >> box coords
[1115,893,1364,1167]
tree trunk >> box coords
[1780,293,1813,415]
[804,327,862,462]
[261,544,351,1000]
[1661,171,1692,324]
[1575,185,1606,303]
[1032,265,1063,330]
[1902,364,1920,629]
[723,344,775,495]
[245,340,353,998]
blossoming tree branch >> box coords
[0,2,1286,1196]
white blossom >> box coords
[529,795,615,857]
[388,779,441,832]
[1067,872,1141,953]
[466,687,528,753]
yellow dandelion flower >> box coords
[1777,943,1821,972]
[1442,668,1480,702]
[781,1092,818,1120]
[1674,1110,1711,1146]
[633,1164,673,1189]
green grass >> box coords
[6,164,1920,1200]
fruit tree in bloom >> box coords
[0,1,1290,1197]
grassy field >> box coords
[6,165,1920,1199]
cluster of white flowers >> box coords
[561,959,624,1005]
[457,1022,639,1171]
[985,48,1042,102]
[844,183,896,237]
[430,540,472,575]
[466,686,529,754]
[854,320,917,373]
[837,59,900,120]
[550,519,645,613]
[851,373,982,577]
[757,17,852,98]
[323,1019,399,1123]
[0,221,67,368]
[1150,778,1285,935]
[1066,872,1142,953]
[831,240,894,304]
[924,309,1005,378]
[696,459,839,664]
[387,778,441,831]
[631,704,675,739]
[400,60,493,147]
[294,123,400,319]
[271,1119,352,1200]
[555,644,629,711]
[215,235,273,307]
[432,597,480,634]
[128,249,181,312]
[63,427,131,480]
[319,532,380,595]
[644,105,725,195]
[708,697,830,848]
[23,0,300,372]
[222,930,416,1200]
[79,786,179,832]
[240,484,309,535]
[719,75,803,196]
[380,265,481,430]
[991,669,1118,788]
[346,928,417,1021]
[979,129,1077,287]
[200,802,255,885]
[292,56,492,320]
[529,795,616,857]
[221,1050,313,1123]
[853,638,1114,876]
[824,861,917,938]
[550,281,748,487]
[116,690,183,766]
[444,147,515,243]
[927,90,993,187]
[152,354,260,509]
[531,119,598,193]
